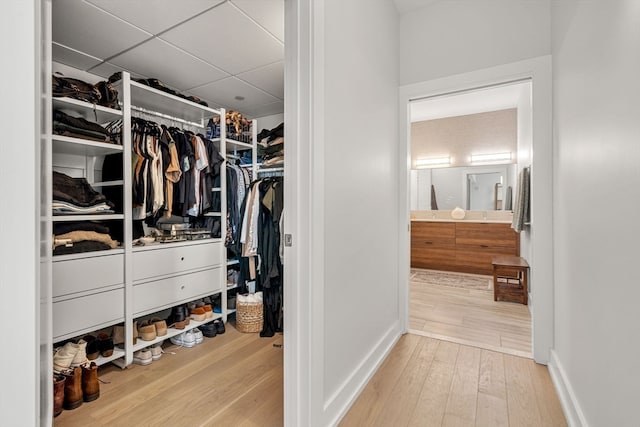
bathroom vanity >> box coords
[411,212,519,275]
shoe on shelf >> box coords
[151,317,167,336]
[202,304,214,319]
[214,319,226,335]
[63,366,83,410]
[198,323,217,338]
[97,333,114,357]
[150,342,164,361]
[81,362,100,402]
[70,339,88,368]
[190,307,207,322]
[193,328,203,344]
[133,349,153,366]
[138,320,157,341]
[83,335,99,361]
[113,321,138,348]
[168,305,189,329]
[53,343,78,373]
[170,330,196,348]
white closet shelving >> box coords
[50,71,235,368]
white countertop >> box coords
[411,218,511,224]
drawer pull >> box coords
[424,241,433,245]
[480,245,489,248]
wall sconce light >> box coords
[415,156,451,168]
[471,152,512,163]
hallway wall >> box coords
[399,0,551,85]
[551,1,640,425]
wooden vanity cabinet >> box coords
[411,221,519,275]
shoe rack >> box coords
[50,70,249,368]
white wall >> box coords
[399,0,551,85]
[551,1,640,426]
[255,113,284,134]
[516,83,533,299]
[0,1,41,426]
[318,0,400,424]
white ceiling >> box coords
[410,82,529,122]
[52,0,284,119]
[393,0,441,14]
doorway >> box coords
[398,57,554,364]
[407,81,532,358]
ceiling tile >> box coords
[193,77,280,114]
[52,0,151,60]
[107,38,229,91]
[52,42,102,71]
[86,0,225,35]
[160,2,284,75]
[237,61,284,99]
[241,101,285,119]
[230,0,284,42]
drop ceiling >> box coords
[52,0,284,119]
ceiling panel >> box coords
[86,0,225,35]
[89,61,139,80]
[193,77,280,112]
[107,38,229,91]
[160,2,284,75]
[241,101,285,119]
[52,42,102,71]
[231,0,285,42]
[237,61,284,99]
[52,0,151,60]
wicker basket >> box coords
[236,300,263,333]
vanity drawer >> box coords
[411,222,455,248]
[132,242,222,282]
[132,267,222,316]
[53,253,124,297]
[53,288,124,340]
[411,248,457,270]
[455,223,518,249]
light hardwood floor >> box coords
[54,322,283,427]
[340,334,566,427]
[409,270,532,357]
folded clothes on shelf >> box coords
[53,171,115,209]
[53,110,110,142]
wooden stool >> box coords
[492,255,529,305]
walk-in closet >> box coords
[45,1,285,425]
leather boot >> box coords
[81,362,100,402]
[53,374,66,417]
[63,366,83,410]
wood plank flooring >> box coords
[409,269,532,357]
[54,322,283,427]
[340,334,566,427]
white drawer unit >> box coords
[53,253,124,298]
[132,267,223,316]
[132,242,222,282]
[53,288,125,341]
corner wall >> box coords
[551,1,640,425]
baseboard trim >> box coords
[548,350,589,427]
[325,322,402,426]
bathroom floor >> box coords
[409,268,531,358]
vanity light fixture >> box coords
[415,156,450,168]
[471,152,512,163]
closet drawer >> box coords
[132,267,222,316]
[53,288,124,340]
[132,242,222,282]
[53,253,124,297]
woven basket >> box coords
[236,301,263,333]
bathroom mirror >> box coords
[410,164,516,211]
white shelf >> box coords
[126,80,220,125]
[52,214,124,222]
[226,259,239,266]
[131,315,221,353]
[227,309,237,314]
[53,97,123,123]
[52,135,124,156]
[212,187,221,191]
[53,248,125,262]
[226,139,253,150]
[132,238,222,252]
[92,180,124,187]
[204,212,222,217]
[93,347,125,367]
[227,284,239,291]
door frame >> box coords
[397,56,554,364]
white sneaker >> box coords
[53,342,78,373]
[193,328,203,344]
[133,349,153,365]
[170,330,196,348]
[150,343,164,360]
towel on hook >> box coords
[430,184,439,210]
[504,186,513,211]
[512,167,530,232]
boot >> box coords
[81,362,100,402]
[63,366,83,410]
[53,374,66,417]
